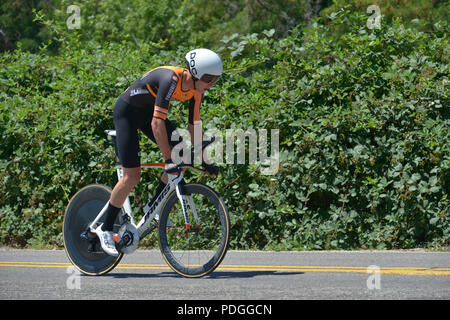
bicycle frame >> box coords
[88,164,197,237]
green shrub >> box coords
[0,9,448,249]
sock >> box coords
[149,179,167,207]
[102,202,121,231]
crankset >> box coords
[116,223,140,254]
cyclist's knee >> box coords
[122,168,141,187]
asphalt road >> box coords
[1,248,449,300]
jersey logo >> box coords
[130,88,149,96]
[165,79,177,101]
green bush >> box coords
[0,8,448,249]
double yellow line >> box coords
[1,261,449,276]
[215,264,450,276]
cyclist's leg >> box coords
[109,167,140,209]
[103,99,142,231]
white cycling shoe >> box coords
[95,224,119,257]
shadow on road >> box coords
[101,272,177,279]
[101,270,304,279]
[208,270,304,279]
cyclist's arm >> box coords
[188,92,203,146]
[152,118,171,161]
[151,72,178,161]
[188,92,213,165]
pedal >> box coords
[80,230,100,253]
[87,243,96,253]
[80,230,96,242]
[116,231,133,250]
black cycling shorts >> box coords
[113,98,182,168]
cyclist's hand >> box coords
[165,159,179,175]
[202,162,219,178]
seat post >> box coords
[105,130,121,165]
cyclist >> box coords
[96,48,222,256]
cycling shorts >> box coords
[113,97,182,168]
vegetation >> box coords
[0,0,448,249]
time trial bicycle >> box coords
[63,130,230,278]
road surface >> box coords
[1,248,449,300]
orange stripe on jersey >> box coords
[146,83,157,98]
[154,106,168,120]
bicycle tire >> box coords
[158,183,230,278]
[63,184,123,276]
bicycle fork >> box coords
[175,180,201,233]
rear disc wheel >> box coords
[63,184,123,275]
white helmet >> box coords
[185,48,223,80]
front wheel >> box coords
[63,184,123,275]
[158,183,230,278]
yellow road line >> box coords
[219,264,450,270]
[0,261,70,265]
[216,266,450,276]
[0,263,69,268]
[1,261,449,276]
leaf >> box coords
[249,183,259,190]
[262,29,275,38]
[324,134,337,142]
[429,217,439,225]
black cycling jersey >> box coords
[120,66,203,125]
